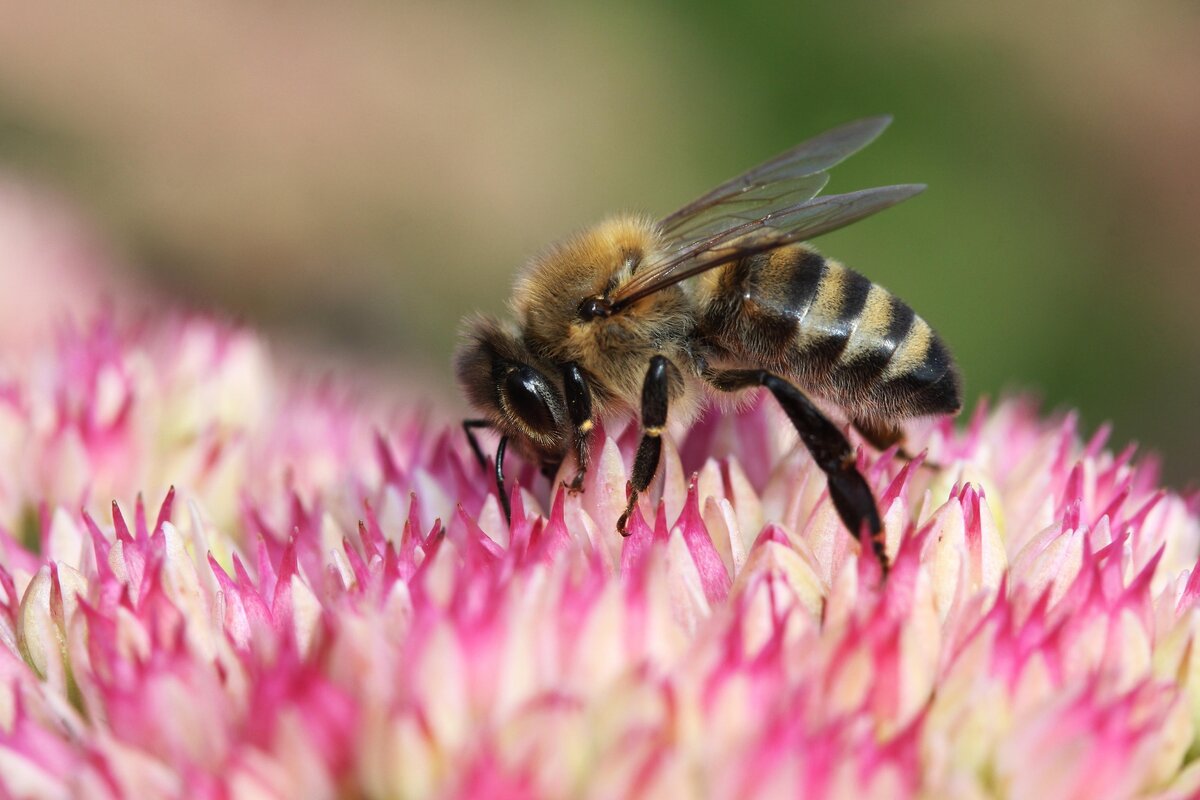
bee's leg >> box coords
[707,369,887,575]
[495,435,512,524]
[617,355,671,535]
[561,363,594,493]
[463,418,492,471]
[854,417,937,467]
[854,417,905,452]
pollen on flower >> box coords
[0,308,1198,798]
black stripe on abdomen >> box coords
[834,293,916,390]
[781,249,827,315]
[881,297,916,355]
[880,333,962,416]
[798,264,872,366]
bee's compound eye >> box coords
[503,366,560,435]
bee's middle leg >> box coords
[617,355,671,535]
[706,369,887,575]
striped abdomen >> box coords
[698,244,961,420]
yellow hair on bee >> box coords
[510,214,705,424]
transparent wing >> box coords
[660,115,893,236]
[663,171,831,245]
[609,184,924,311]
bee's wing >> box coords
[662,172,832,245]
[660,115,893,236]
[609,184,924,311]
[609,117,917,311]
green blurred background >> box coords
[1,2,1197,483]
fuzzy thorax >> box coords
[513,215,700,417]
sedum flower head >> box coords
[0,177,1196,799]
[0,314,1197,800]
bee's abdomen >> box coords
[703,246,961,419]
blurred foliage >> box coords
[0,1,1197,483]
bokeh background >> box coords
[0,2,1197,483]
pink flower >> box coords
[0,244,1198,796]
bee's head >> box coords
[454,315,569,460]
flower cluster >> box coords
[0,308,1199,798]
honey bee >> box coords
[456,117,960,575]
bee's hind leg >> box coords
[853,417,905,452]
[617,356,672,535]
[854,417,940,469]
[707,369,887,576]
[561,363,595,493]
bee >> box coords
[456,117,961,575]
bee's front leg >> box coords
[462,418,493,471]
[561,363,595,494]
[495,435,511,525]
[463,418,514,524]
[706,369,887,576]
[617,356,671,535]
